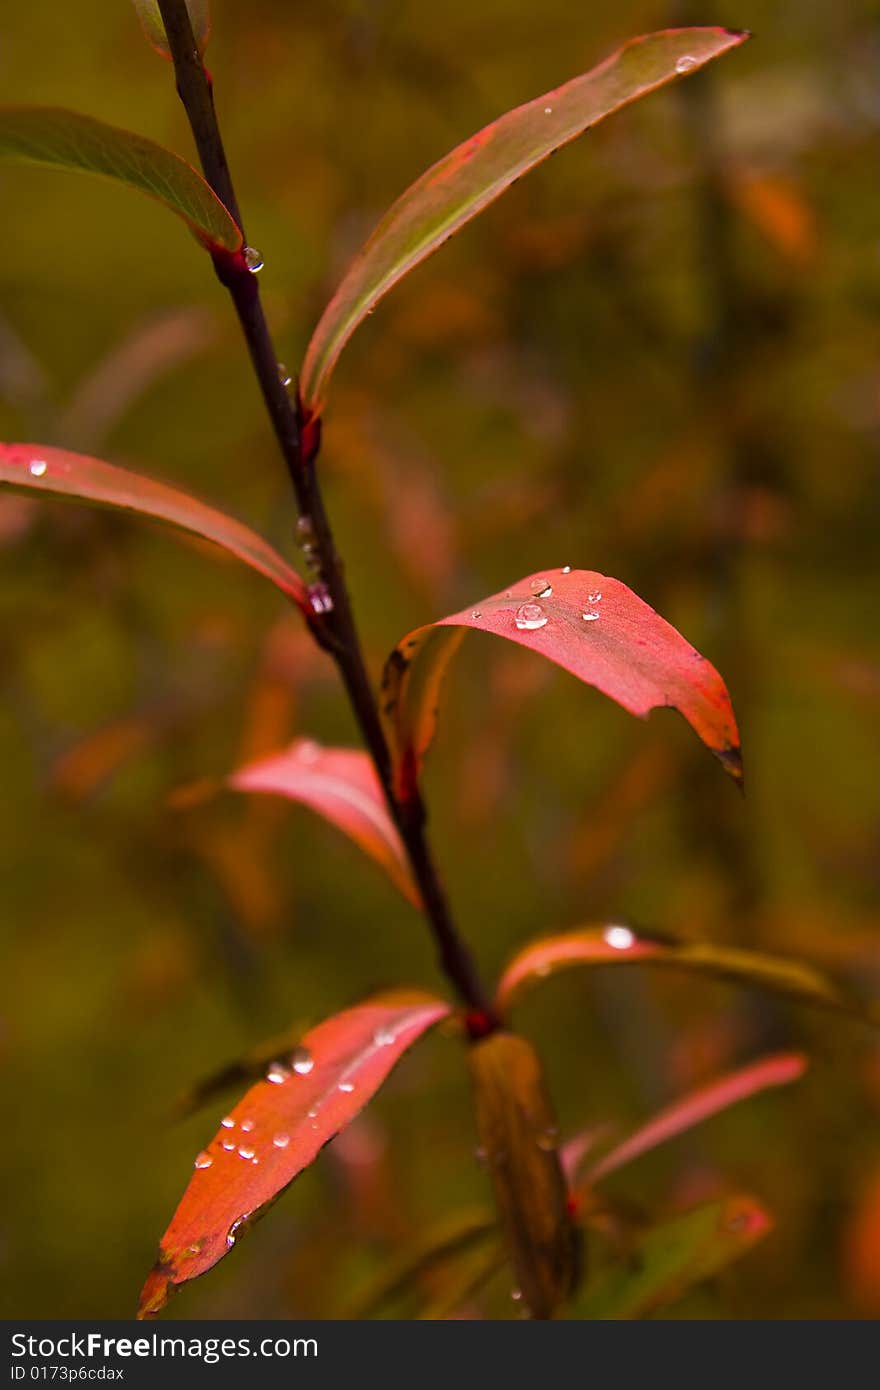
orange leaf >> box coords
[138,990,451,1316]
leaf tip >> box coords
[136,1258,173,1319]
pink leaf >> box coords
[226,738,421,908]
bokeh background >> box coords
[2,0,880,1318]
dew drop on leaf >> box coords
[675,54,698,72]
[240,1119,255,1133]
[529,578,552,597]
[272,1133,290,1149]
[194,1151,213,1169]
[238,1145,255,1160]
[603,924,635,951]
[338,1081,355,1093]
[561,565,571,574]
[373,1025,396,1047]
[243,245,264,272]
[266,1063,289,1085]
[291,1046,314,1075]
[29,459,48,478]
[220,1116,235,1129]
[514,602,548,631]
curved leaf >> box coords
[344,1207,496,1318]
[0,443,307,614]
[138,990,451,1316]
[381,568,741,802]
[224,738,421,909]
[582,1052,807,1186]
[571,1195,771,1319]
[0,107,240,253]
[496,922,880,1025]
[133,0,211,59]
[468,1031,579,1319]
[299,27,748,415]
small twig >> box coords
[156,0,493,1021]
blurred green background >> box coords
[2,0,880,1318]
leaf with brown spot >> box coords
[299,28,748,415]
[468,1031,579,1319]
[495,922,880,1025]
[0,443,308,616]
[138,990,451,1317]
[381,568,741,802]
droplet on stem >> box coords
[243,245,264,273]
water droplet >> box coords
[514,602,548,631]
[543,106,553,115]
[581,607,600,622]
[226,1214,250,1249]
[194,1151,213,1169]
[296,740,321,765]
[273,1133,290,1149]
[537,1126,558,1152]
[588,590,602,604]
[604,924,636,951]
[561,565,571,574]
[28,459,48,478]
[511,1288,523,1302]
[470,610,482,620]
[266,1063,289,1085]
[529,578,552,598]
[243,245,264,273]
[338,1081,355,1094]
[221,1140,236,1151]
[307,1107,318,1120]
[308,582,334,615]
[240,1118,255,1133]
[277,362,292,387]
[220,1116,235,1129]
[251,1157,259,1165]
[675,55,698,73]
[291,1046,314,1075]
[373,1025,396,1047]
[238,1145,255,1160]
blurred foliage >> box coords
[1,0,879,1319]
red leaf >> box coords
[0,443,308,615]
[495,922,879,1024]
[299,28,748,415]
[381,568,741,802]
[225,738,421,908]
[138,991,451,1317]
[582,1052,807,1186]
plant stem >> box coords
[156,0,493,1021]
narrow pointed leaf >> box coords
[0,443,307,614]
[572,1195,771,1319]
[0,108,240,252]
[133,0,211,59]
[495,922,880,1025]
[468,1031,579,1319]
[299,27,748,415]
[583,1053,807,1186]
[138,991,451,1316]
[224,738,421,908]
[381,568,741,802]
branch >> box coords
[155,0,494,1022]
